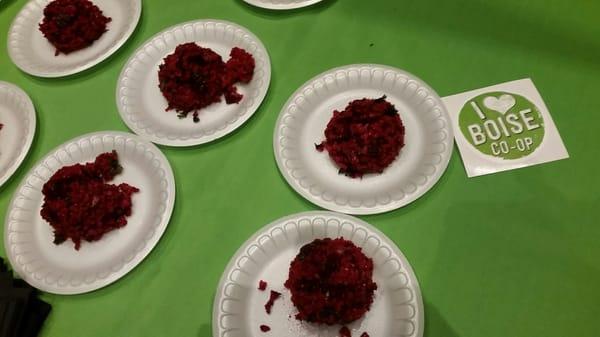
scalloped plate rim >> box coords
[243,0,324,10]
[7,0,142,78]
[0,81,37,188]
[115,19,272,147]
[273,64,453,215]
[3,131,176,295]
[212,211,424,337]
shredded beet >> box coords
[360,333,370,337]
[40,151,139,250]
[225,47,255,84]
[316,96,405,178]
[157,43,255,123]
[285,238,377,325]
[264,290,281,314]
[339,327,352,337]
[258,280,267,291]
[260,325,271,332]
[38,0,111,56]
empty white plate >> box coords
[273,64,453,215]
[213,211,423,337]
[0,81,36,188]
[8,0,142,77]
[243,0,324,10]
[4,131,175,294]
[116,19,271,146]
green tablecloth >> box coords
[1,0,598,336]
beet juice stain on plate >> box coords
[274,64,453,215]
[213,212,424,337]
[117,19,271,147]
[8,0,142,77]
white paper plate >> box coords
[213,211,424,337]
[8,0,142,77]
[4,131,175,294]
[273,64,453,215]
[0,81,36,188]
[116,19,271,147]
[243,0,323,10]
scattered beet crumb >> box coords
[316,96,405,178]
[157,43,255,123]
[339,326,352,337]
[0,124,3,130]
[258,280,267,291]
[360,333,370,337]
[260,325,271,332]
[38,0,111,55]
[264,290,281,314]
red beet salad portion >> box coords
[285,238,377,325]
[40,151,139,250]
[316,96,405,178]
[38,0,112,56]
[158,43,255,123]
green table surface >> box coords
[1,0,599,336]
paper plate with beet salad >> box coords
[243,0,324,10]
[213,211,424,337]
[116,19,271,146]
[3,131,175,294]
[8,0,141,77]
[274,64,453,215]
[0,81,36,188]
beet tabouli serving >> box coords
[38,0,112,56]
[158,43,255,123]
[40,151,139,250]
[316,96,405,178]
[285,238,377,325]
